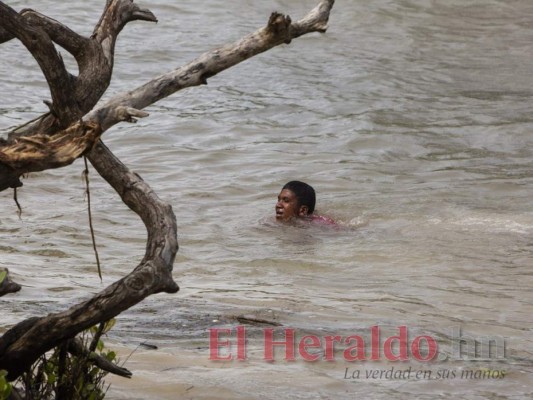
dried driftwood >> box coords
[0,0,335,380]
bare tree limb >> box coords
[77,0,158,112]
[291,0,334,37]
[0,0,335,381]
[101,0,335,111]
[0,0,335,188]
[0,121,103,173]
[0,108,148,183]
[67,338,132,378]
[0,2,80,125]
[3,1,158,137]
[0,9,89,56]
[0,134,178,379]
[0,25,10,43]
[92,0,158,46]
[0,222,178,379]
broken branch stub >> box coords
[0,107,148,191]
[0,121,102,173]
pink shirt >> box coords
[310,214,337,225]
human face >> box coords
[275,189,308,221]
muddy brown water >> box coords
[1,1,532,398]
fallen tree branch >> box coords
[0,0,335,381]
[78,0,158,112]
[3,0,158,138]
[0,107,148,189]
[0,121,103,174]
[0,0,334,189]
[0,9,89,56]
[0,134,179,379]
[0,2,80,125]
[99,0,335,112]
[68,338,132,378]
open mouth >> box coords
[275,208,284,218]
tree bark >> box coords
[67,338,132,378]
[0,0,335,380]
[1,0,335,187]
[0,3,80,125]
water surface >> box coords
[1,0,532,399]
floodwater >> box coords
[1,0,532,399]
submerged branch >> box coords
[68,338,132,378]
[0,268,21,297]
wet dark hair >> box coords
[282,181,316,214]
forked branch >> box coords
[0,2,80,125]
[100,0,335,111]
[0,0,335,381]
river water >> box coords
[1,0,532,399]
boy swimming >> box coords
[275,181,335,224]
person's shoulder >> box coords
[310,214,337,225]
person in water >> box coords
[275,181,335,224]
